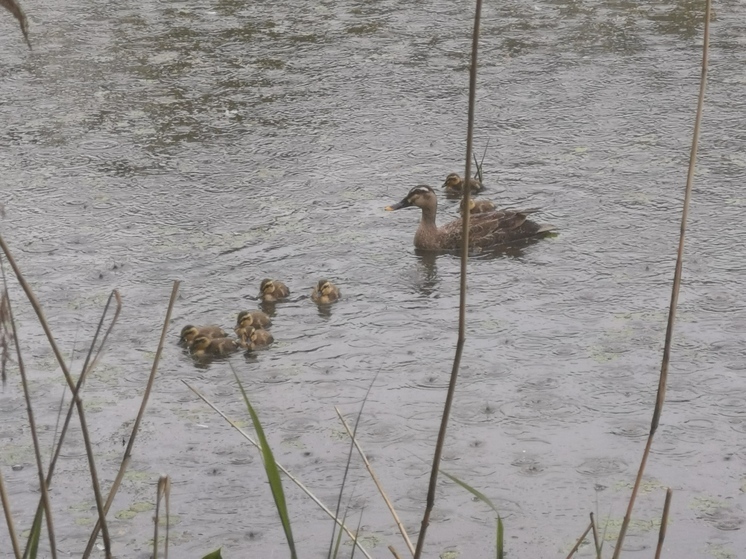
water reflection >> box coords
[413,249,439,296]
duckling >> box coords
[241,326,274,351]
[386,185,555,251]
[180,325,227,345]
[234,311,271,340]
[311,279,340,304]
[235,310,272,329]
[442,173,483,195]
[460,197,497,215]
[259,279,290,302]
[189,336,241,358]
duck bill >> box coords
[385,197,411,211]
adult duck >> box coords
[385,185,554,251]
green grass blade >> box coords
[349,509,365,559]
[24,509,43,559]
[441,470,498,513]
[232,367,297,559]
[442,470,503,559]
[331,507,349,559]
[496,515,504,559]
[200,549,223,559]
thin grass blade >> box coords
[331,507,349,559]
[232,365,297,559]
[496,515,504,559]
[200,549,222,559]
[349,509,365,559]
[441,470,498,513]
[24,512,42,559]
[327,369,380,559]
[441,470,503,559]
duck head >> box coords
[385,185,437,212]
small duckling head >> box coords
[316,279,333,296]
[385,185,437,212]
[180,325,199,344]
[442,173,462,189]
[243,326,258,343]
[237,313,254,329]
[190,336,211,352]
[460,198,477,212]
[236,310,250,325]
[260,278,276,296]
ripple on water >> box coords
[694,499,746,532]
[79,138,120,151]
[517,375,561,392]
[576,456,628,477]
[609,420,649,440]
[500,394,583,427]
[709,394,746,419]
[510,453,547,476]
[698,289,746,314]
[450,400,502,426]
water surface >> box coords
[2,0,745,557]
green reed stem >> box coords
[413,1,483,557]
[611,1,711,556]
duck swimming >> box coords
[442,173,483,195]
[386,185,554,251]
[259,279,290,302]
[235,310,272,329]
[311,279,341,304]
[180,325,227,345]
[189,336,242,358]
[239,326,274,351]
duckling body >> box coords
[460,198,497,215]
[241,326,274,351]
[235,310,272,329]
[259,279,290,302]
[189,336,241,358]
[180,325,227,345]
[442,173,483,195]
[386,185,554,251]
[235,312,272,341]
[311,279,340,304]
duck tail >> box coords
[535,223,557,234]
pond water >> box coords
[2,0,746,557]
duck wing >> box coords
[470,208,552,247]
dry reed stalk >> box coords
[414,1,483,557]
[0,457,22,558]
[21,290,121,558]
[0,0,31,48]
[183,380,374,559]
[0,258,58,559]
[654,489,673,559]
[0,236,113,556]
[154,475,171,559]
[46,290,121,478]
[82,281,180,558]
[388,545,403,559]
[1,289,11,384]
[335,406,415,556]
[565,521,593,559]
[611,0,711,556]
[590,512,601,559]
